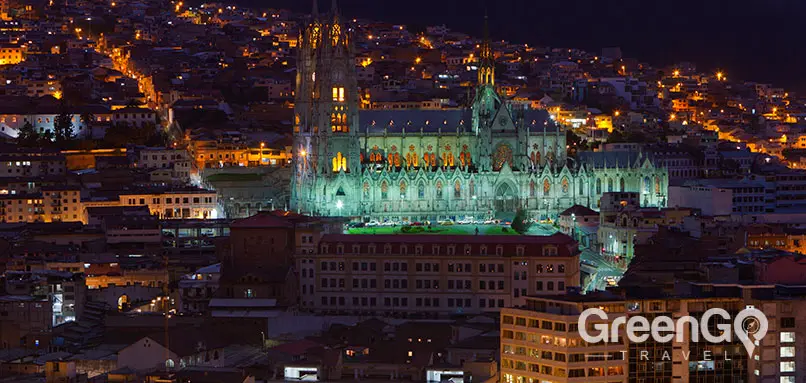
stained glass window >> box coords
[493,144,513,171]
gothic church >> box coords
[290,3,668,221]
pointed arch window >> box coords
[644,176,651,194]
[400,181,407,199]
[655,176,661,195]
[336,186,346,197]
[418,182,425,199]
[578,179,584,195]
[381,181,389,200]
[619,178,625,192]
[454,180,462,199]
[469,179,475,197]
[332,152,347,172]
[543,179,551,194]
[596,178,602,194]
[561,177,569,194]
[406,145,419,168]
[362,181,370,199]
[331,112,347,132]
[607,178,613,192]
[436,180,444,199]
[529,181,536,197]
[331,23,341,46]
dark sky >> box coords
[244,0,806,92]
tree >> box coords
[606,129,625,143]
[54,100,74,145]
[17,121,39,147]
[511,209,532,234]
[80,111,94,140]
[40,129,55,145]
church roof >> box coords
[357,108,557,135]
[576,151,646,169]
[359,109,472,134]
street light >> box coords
[336,200,344,216]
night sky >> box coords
[235,0,806,92]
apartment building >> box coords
[118,188,218,219]
[0,152,66,178]
[501,284,806,383]
[41,186,82,223]
[136,147,192,183]
[297,233,581,317]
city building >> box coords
[118,188,218,219]
[297,233,581,316]
[501,283,805,383]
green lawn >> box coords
[347,225,519,235]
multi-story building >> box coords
[188,139,291,169]
[136,147,192,183]
[501,283,806,383]
[557,205,599,248]
[118,188,218,219]
[0,151,66,178]
[4,270,86,327]
[41,186,82,223]
[177,263,220,315]
[0,43,23,65]
[0,296,52,349]
[296,233,580,317]
[668,183,734,216]
[111,107,157,128]
[598,206,691,261]
[0,193,43,223]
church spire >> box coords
[478,11,495,87]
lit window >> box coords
[780,346,795,358]
[332,86,345,102]
[781,332,795,343]
[780,361,795,372]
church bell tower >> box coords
[472,13,500,173]
[291,0,361,216]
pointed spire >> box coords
[483,9,489,42]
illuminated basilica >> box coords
[290,3,668,221]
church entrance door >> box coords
[494,183,518,213]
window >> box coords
[780,361,795,372]
[780,346,795,358]
[781,332,795,343]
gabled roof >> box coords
[559,204,599,217]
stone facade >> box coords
[291,7,668,221]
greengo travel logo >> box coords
[578,307,768,357]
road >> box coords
[580,248,626,292]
